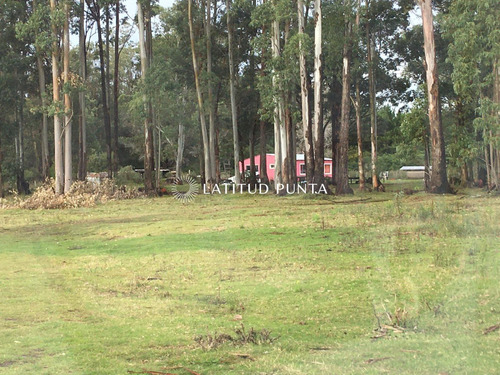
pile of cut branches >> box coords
[1,179,144,209]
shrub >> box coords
[115,165,143,186]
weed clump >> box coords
[194,324,279,350]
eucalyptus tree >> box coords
[445,0,500,189]
[336,0,354,195]
[188,0,213,186]
[226,0,241,184]
[270,0,284,187]
[137,0,155,192]
[297,0,314,184]
[78,0,87,181]
[63,0,72,192]
[353,0,365,190]
[112,0,120,176]
[86,0,113,179]
[361,0,411,190]
[312,0,324,186]
[252,0,296,190]
[417,0,448,193]
[50,0,64,194]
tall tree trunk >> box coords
[34,0,49,180]
[112,0,120,176]
[331,102,341,185]
[0,128,3,198]
[105,2,112,177]
[155,121,161,189]
[419,0,448,193]
[355,82,365,190]
[298,0,314,184]
[259,119,268,184]
[285,92,296,185]
[63,0,72,193]
[214,82,222,182]
[271,15,283,188]
[78,0,87,181]
[492,58,500,189]
[37,55,50,180]
[281,18,292,188]
[313,0,324,186]
[50,0,63,195]
[16,96,28,194]
[145,0,155,189]
[484,131,491,188]
[176,121,185,177]
[105,4,111,115]
[206,0,217,185]
[456,99,468,187]
[337,4,353,195]
[95,2,113,179]
[489,131,498,189]
[137,0,154,192]
[249,121,257,186]
[354,0,365,190]
[188,0,212,187]
[367,28,378,190]
[259,10,269,185]
[227,0,241,185]
[424,128,431,190]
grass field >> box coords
[0,182,499,374]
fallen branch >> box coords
[365,357,391,364]
[127,370,176,375]
[230,353,255,361]
[483,324,499,335]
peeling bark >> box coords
[63,0,72,193]
[337,5,354,196]
[50,0,63,195]
[78,0,87,181]
[313,0,324,186]
[419,0,448,193]
[137,0,155,192]
[298,0,314,184]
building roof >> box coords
[400,166,426,171]
[293,153,332,161]
[245,153,332,161]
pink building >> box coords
[240,153,333,181]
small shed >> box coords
[400,166,429,179]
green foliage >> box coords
[87,150,108,173]
[401,98,428,146]
[445,0,500,146]
[115,165,142,186]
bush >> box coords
[115,165,142,186]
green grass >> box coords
[0,183,499,374]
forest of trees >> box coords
[0,0,498,197]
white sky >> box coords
[123,0,176,16]
[75,0,175,46]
